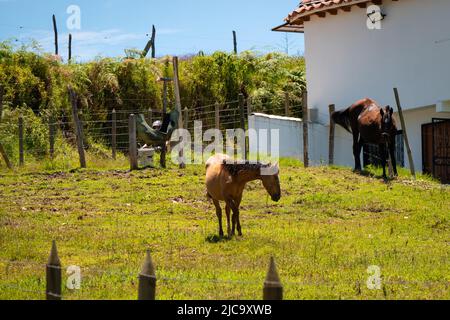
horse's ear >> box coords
[388,106,394,116]
[380,108,385,116]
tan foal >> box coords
[205,154,281,238]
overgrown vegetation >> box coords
[0,41,305,164]
[0,41,305,112]
[0,158,448,300]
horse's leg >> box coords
[389,139,398,176]
[213,200,224,237]
[353,132,362,172]
[225,198,239,237]
[379,143,387,179]
[225,204,231,238]
[235,197,243,237]
[358,138,365,170]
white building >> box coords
[272,0,450,182]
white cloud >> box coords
[26,29,146,47]
[17,28,158,60]
[17,27,184,60]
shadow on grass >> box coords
[359,169,396,183]
[205,234,232,243]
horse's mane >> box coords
[222,160,270,176]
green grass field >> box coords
[0,157,449,300]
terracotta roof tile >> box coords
[286,0,373,25]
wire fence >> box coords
[1,111,447,168]
[1,91,448,182]
[0,93,306,168]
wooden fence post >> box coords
[0,144,12,169]
[328,104,335,166]
[284,92,290,117]
[68,34,72,62]
[138,250,156,300]
[142,25,156,58]
[49,117,55,160]
[46,240,62,300]
[160,144,167,169]
[302,91,309,168]
[184,107,189,133]
[18,115,24,166]
[112,109,117,160]
[239,94,247,160]
[215,102,220,130]
[129,114,138,171]
[151,25,156,59]
[239,94,246,131]
[232,31,238,54]
[173,57,183,130]
[184,107,191,164]
[173,56,185,169]
[162,81,168,114]
[52,14,58,56]
[69,88,86,168]
[247,97,252,117]
[263,257,283,300]
[0,85,12,169]
[393,88,416,178]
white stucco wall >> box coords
[248,113,303,160]
[302,0,450,171]
[248,113,333,165]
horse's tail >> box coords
[332,108,352,133]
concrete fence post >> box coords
[138,250,156,300]
[46,240,62,300]
[263,257,283,300]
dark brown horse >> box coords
[332,98,398,179]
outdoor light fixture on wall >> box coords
[367,7,387,24]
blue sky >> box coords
[0,0,304,61]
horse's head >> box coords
[260,163,281,202]
[380,106,395,141]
